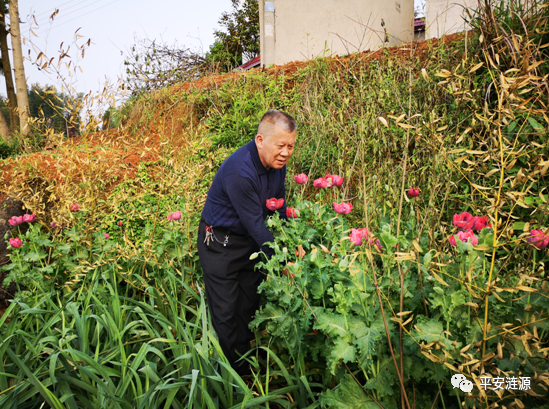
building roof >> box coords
[414,17,425,32]
[235,55,261,71]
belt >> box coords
[201,218,248,237]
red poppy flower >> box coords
[453,212,474,230]
[286,207,300,218]
[266,198,284,211]
[407,188,420,198]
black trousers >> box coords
[196,220,263,375]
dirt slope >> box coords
[0,32,465,204]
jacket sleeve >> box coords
[224,174,277,256]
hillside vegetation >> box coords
[1,1,548,408]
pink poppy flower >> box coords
[104,233,110,239]
[459,230,479,245]
[70,204,81,212]
[471,216,491,232]
[333,176,343,187]
[453,212,474,230]
[527,229,549,249]
[313,178,328,188]
[266,198,284,211]
[167,211,182,221]
[324,174,343,187]
[50,222,59,228]
[449,230,479,246]
[407,188,420,198]
[333,202,353,215]
[286,207,300,218]
[23,214,36,223]
[349,228,382,250]
[9,238,23,248]
[294,174,308,184]
[350,228,364,245]
[374,238,383,252]
[118,221,123,226]
[8,216,24,227]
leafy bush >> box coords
[0,135,21,158]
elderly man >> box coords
[197,109,296,376]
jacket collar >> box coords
[248,139,269,175]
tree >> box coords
[206,40,239,72]
[0,85,82,137]
[28,85,82,135]
[208,0,259,70]
[0,1,17,137]
[123,0,260,93]
[0,92,8,136]
[123,38,208,94]
[8,0,29,137]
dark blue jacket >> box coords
[201,139,287,256]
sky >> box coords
[2,0,233,102]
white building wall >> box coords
[424,0,477,39]
[259,0,415,66]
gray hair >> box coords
[257,110,297,137]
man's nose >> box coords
[280,147,290,157]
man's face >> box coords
[256,125,296,170]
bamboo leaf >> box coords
[431,271,450,287]
[377,116,388,128]
[469,62,484,73]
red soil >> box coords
[0,33,466,203]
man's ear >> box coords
[255,133,264,148]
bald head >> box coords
[257,110,297,140]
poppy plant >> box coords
[23,214,36,223]
[350,228,364,245]
[471,216,491,232]
[332,175,343,187]
[104,233,110,239]
[333,202,353,215]
[9,238,23,248]
[313,178,328,188]
[527,229,549,249]
[453,212,474,230]
[286,207,300,218]
[266,198,284,211]
[407,188,420,198]
[294,174,308,184]
[349,228,383,251]
[8,216,23,226]
[167,211,182,221]
[325,174,343,187]
[70,204,81,212]
[50,222,59,228]
[118,221,123,226]
[374,238,383,252]
[449,230,479,246]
